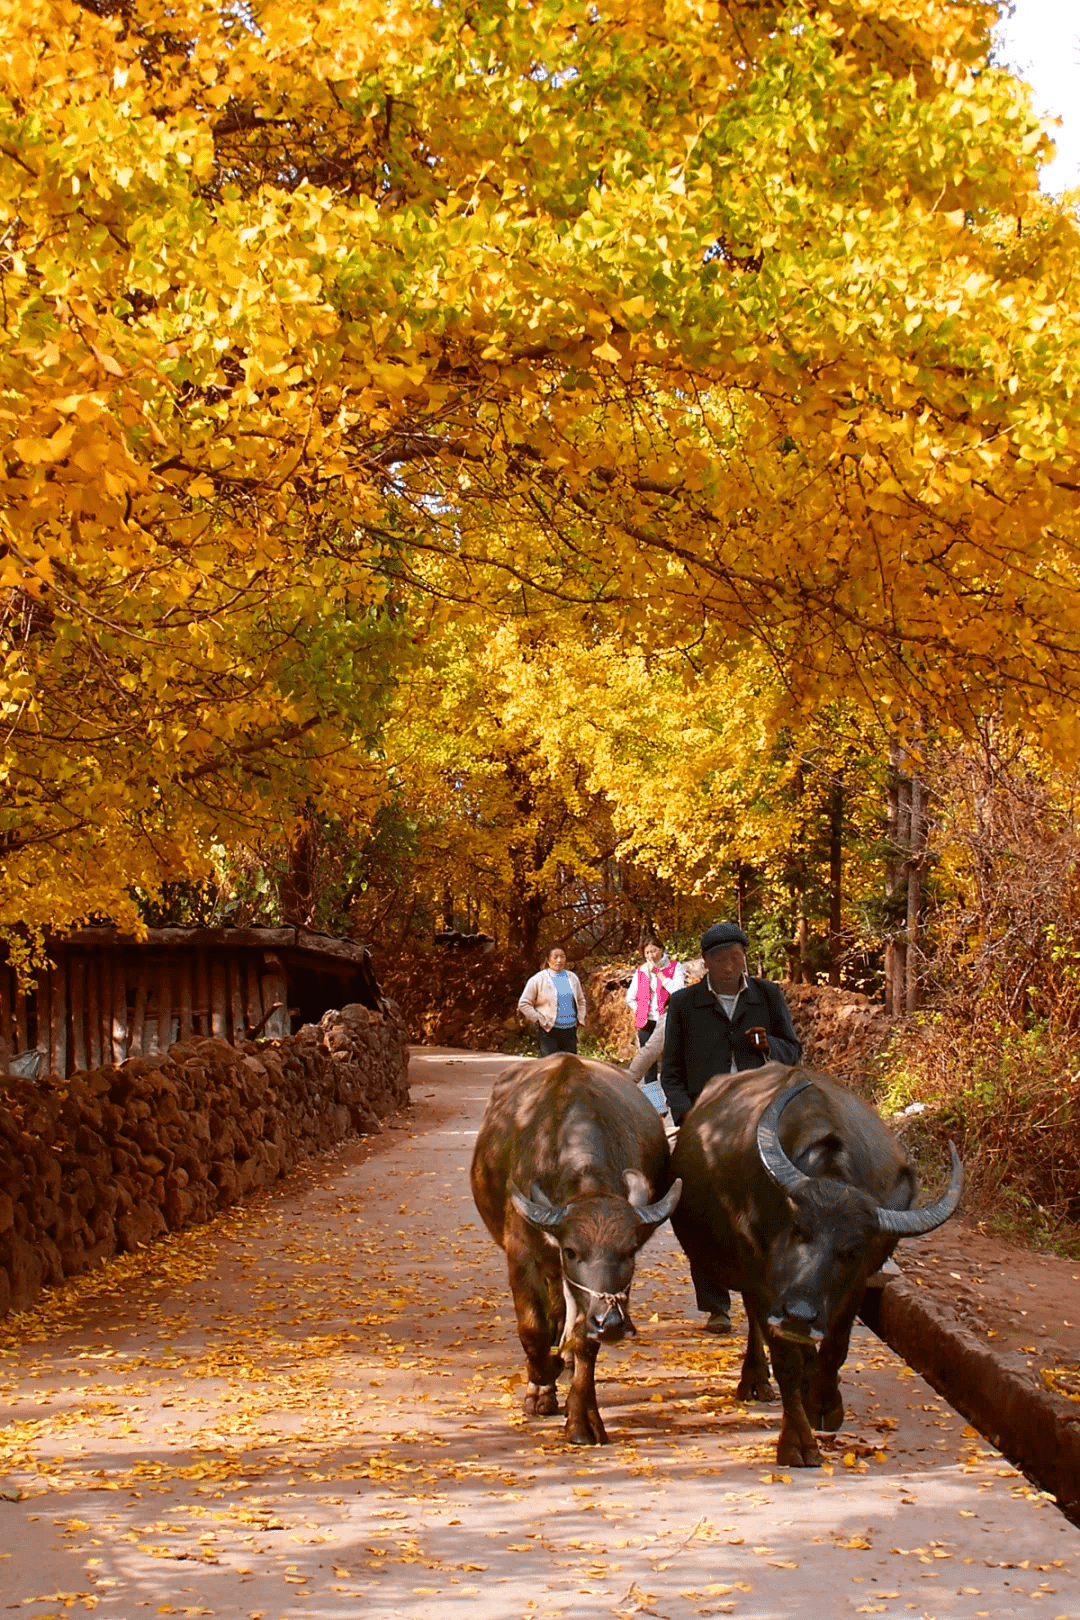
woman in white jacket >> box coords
[517,946,587,1056]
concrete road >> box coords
[0,1048,1076,1619]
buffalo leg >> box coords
[769,1336,822,1467]
[564,1338,608,1445]
[736,1298,774,1403]
[506,1241,564,1418]
[805,1306,856,1432]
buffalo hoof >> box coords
[524,1382,560,1418]
[565,1407,609,1445]
[737,1375,775,1403]
[809,1394,844,1432]
[777,1432,822,1468]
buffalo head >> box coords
[510,1172,682,1345]
[754,1081,963,1346]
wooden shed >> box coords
[0,927,385,1078]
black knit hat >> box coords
[700,922,749,954]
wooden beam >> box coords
[194,951,210,1037]
[0,965,12,1074]
[210,956,228,1040]
[228,956,244,1045]
[294,929,369,963]
[13,983,26,1056]
[70,956,88,1073]
[97,954,112,1069]
[50,955,67,1077]
[245,955,262,1039]
[87,952,101,1069]
[260,969,289,1038]
[179,953,193,1041]
[191,946,208,1036]
[35,969,50,1072]
[112,952,129,1064]
[130,959,148,1058]
[157,956,173,1054]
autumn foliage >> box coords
[2,0,1080,967]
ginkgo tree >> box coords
[305,620,884,970]
[2,0,1079,939]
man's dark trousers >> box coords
[662,976,803,1320]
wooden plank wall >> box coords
[0,947,292,1077]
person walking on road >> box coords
[627,1012,667,1086]
[661,921,802,1334]
[517,945,588,1056]
[624,937,684,1086]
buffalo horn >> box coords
[634,1178,682,1227]
[509,1181,568,1228]
[876,1143,964,1235]
[757,1080,814,1192]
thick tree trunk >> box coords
[507,890,546,961]
[280,815,316,927]
[507,839,547,960]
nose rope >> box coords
[564,1274,629,1312]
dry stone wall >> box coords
[0,1001,409,1319]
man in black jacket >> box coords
[662,921,802,1333]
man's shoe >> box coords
[703,1311,732,1335]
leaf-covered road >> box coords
[1,1049,1077,1618]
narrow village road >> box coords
[1,1049,1077,1619]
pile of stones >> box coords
[0,1000,408,1318]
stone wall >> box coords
[0,1001,409,1319]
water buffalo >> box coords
[471,1053,681,1445]
[671,1063,962,1467]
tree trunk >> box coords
[905,775,925,1013]
[796,906,813,984]
[828,775,843,986]
[786,873,801,982]
[507,888,546,962]
[280,814,316,927]
[885,741,911,1016]
[788,760,813,982]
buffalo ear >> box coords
[624,1169,653,1208]
[509,1181,568,1229]
[634,1177,682,1232]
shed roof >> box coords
[50,926,372,965]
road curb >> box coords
[860,1276,1080,1520]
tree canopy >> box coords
[3,0,1080,942]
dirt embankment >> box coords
[587,959,894,1080]
[370,948,533,1050]
[378,947,898,1080]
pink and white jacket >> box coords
[624,957,685,1029]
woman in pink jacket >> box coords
[624,938,684,1085]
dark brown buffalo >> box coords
[671,1064,962,1467]
[471,1053,681,1445]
